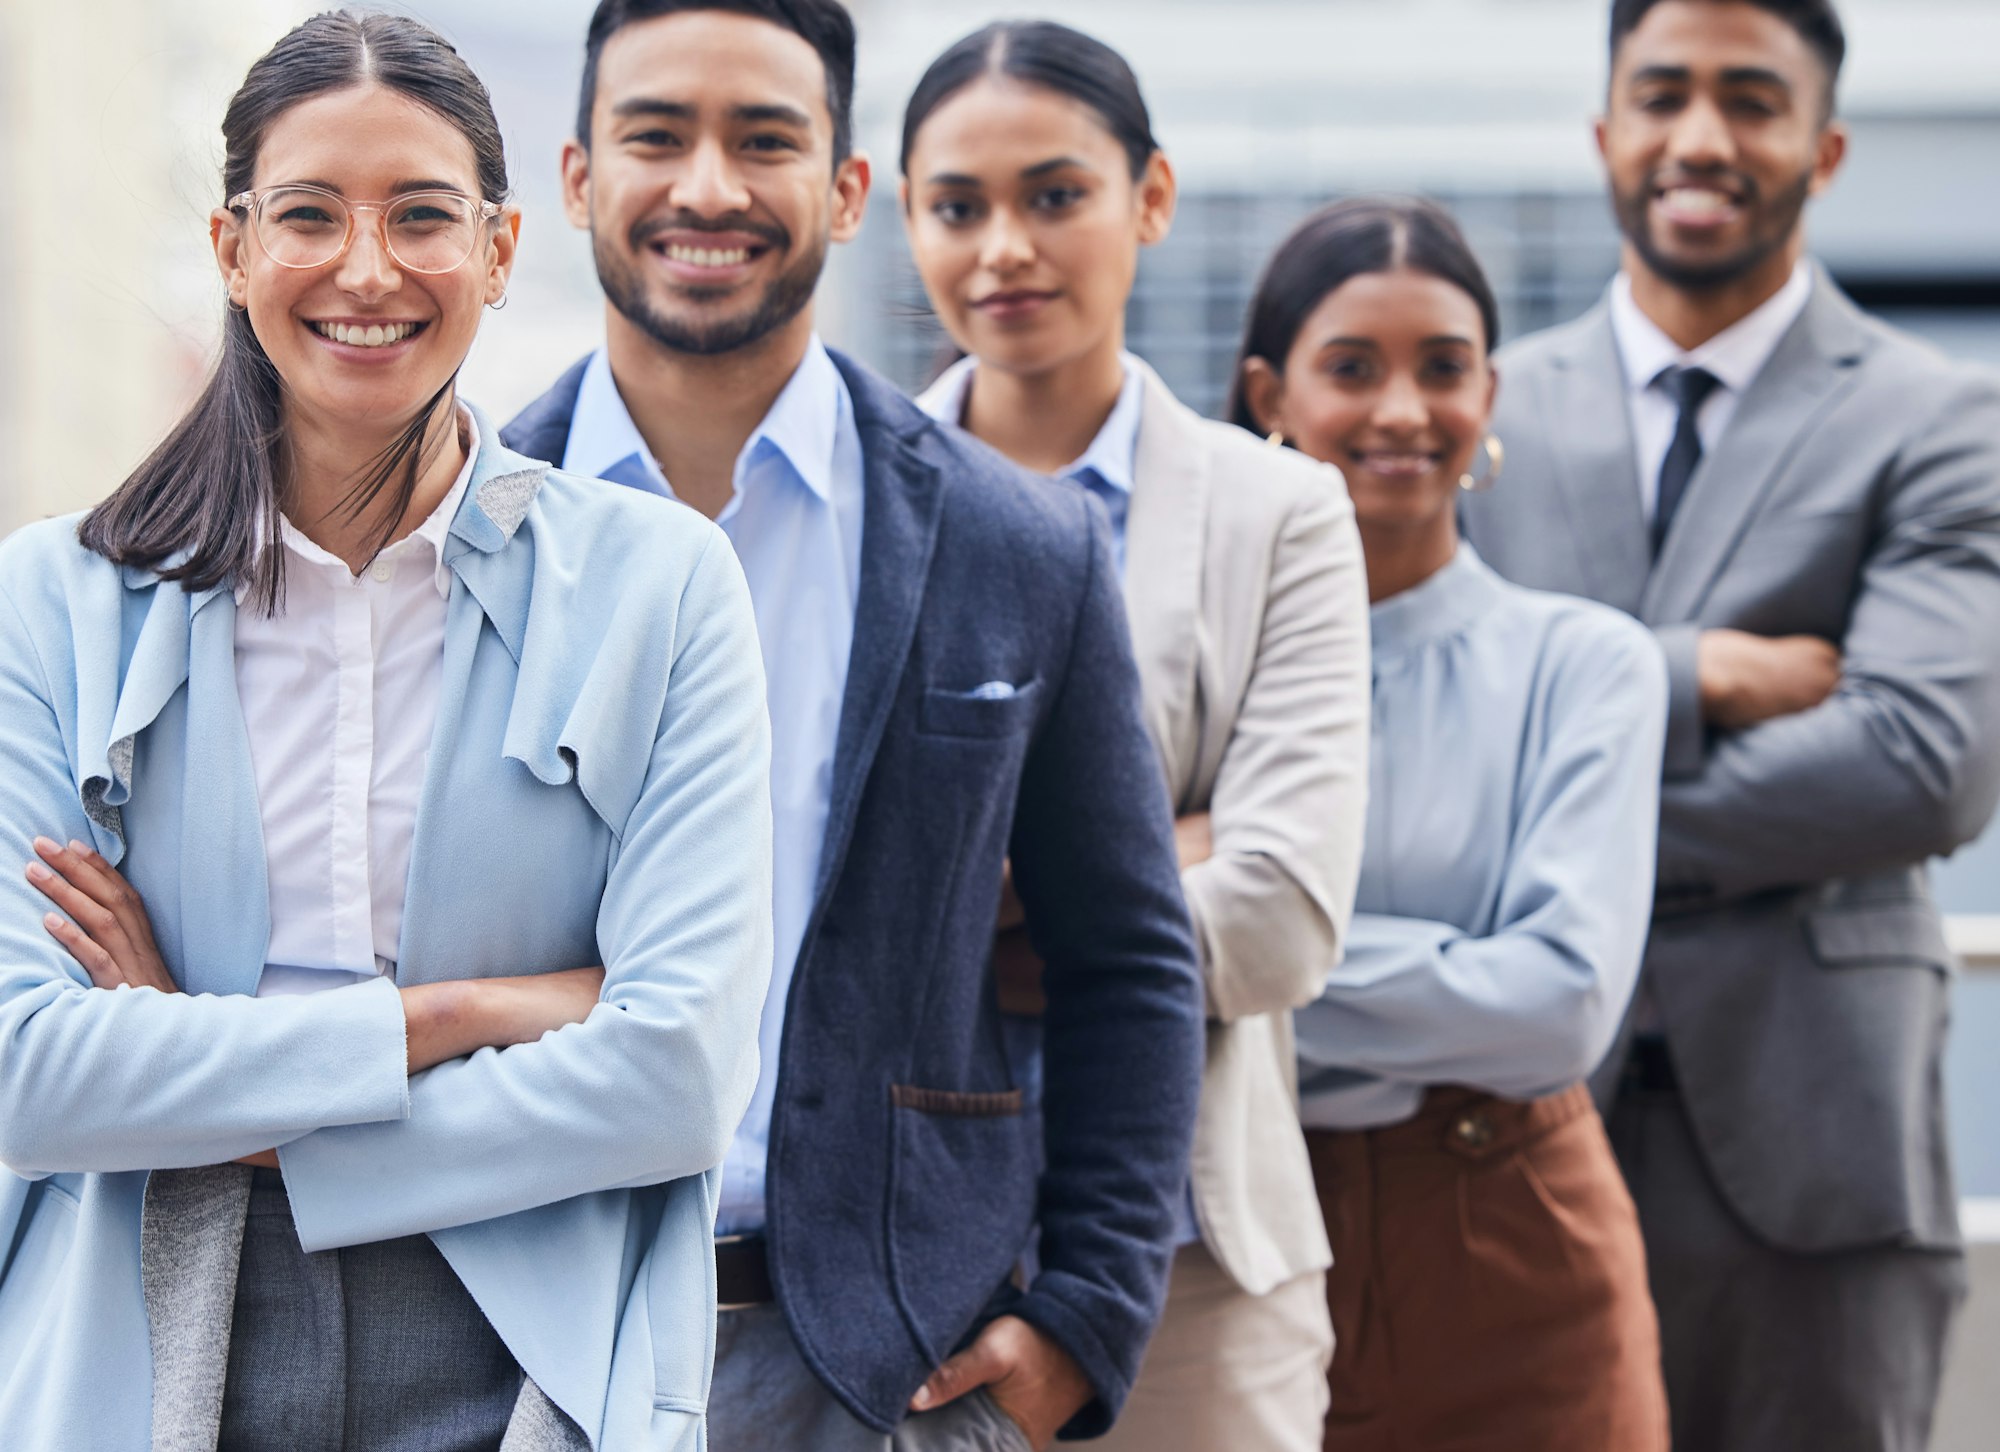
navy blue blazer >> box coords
[505,351,1203,1437]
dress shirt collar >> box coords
[563,336,845,509]
[235,406,478,606]
[1609,259,1814,398]
[1368,543,1508,661]
[921,352,1144,498]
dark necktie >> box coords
[1650,364,1723,558]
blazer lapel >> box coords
[813,356,945,907]
[1642,273,1871,623]
[1541,307,1651,613]
[1126,365,1209,786]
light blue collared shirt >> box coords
[922,353,1143,574]
[564,339,863,1234]
[1295,547,1668,1130]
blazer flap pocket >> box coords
[918,679,1043,739]
[1806,903,1954,971]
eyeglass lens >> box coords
[256,189,482,274]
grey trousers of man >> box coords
[1608,1082,1966,1452]
[707,1304,1034,1452]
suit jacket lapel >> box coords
[1642,273,1871,623]
[1125,365,1208,789]
[498,355,590,468]
[1542,307,1651,613]
[813,355,945,907]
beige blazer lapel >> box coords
[1125,363,1211,796]
[1642,271,1873,624]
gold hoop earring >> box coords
[1459,433,1505,492]
[1265,429,1285,449]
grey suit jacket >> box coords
[1463,269,2000,1253]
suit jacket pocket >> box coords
[918,680,1043,739]
[885,1085,1036,1364]
[1806,902,1954,972]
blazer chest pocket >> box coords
[1806,902,1954,973]
[918,679,1043,739]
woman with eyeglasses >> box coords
[1233,197,1670,1451]
[901,23,1371,1451]
[0,14,771,1449]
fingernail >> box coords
[25,862,51,882]
[67,841,88,856]
[911,1387,933,1411]
[43,913,63,930]
[31,837,57,855]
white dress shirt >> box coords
[234,410,477,999]
[921,353,1143,573]
[1609,260,1813,520]
[563,339,863,1236]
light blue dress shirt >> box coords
[1296,545,1668,1130]
[564,340,863,1234]
[923,353,1143,573]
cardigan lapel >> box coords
[1125,364,1209,788]
[1640,272,1872,623]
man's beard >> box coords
[1612,165,1812,292]
[594,217,827,357]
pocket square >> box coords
[961,681,1020,701]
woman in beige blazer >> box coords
[901,22,1371,1450]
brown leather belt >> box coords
[715,1234,774,1310]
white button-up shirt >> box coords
[1609,261,1813,521]
[234,411,477,999]
[563,339,863,1236]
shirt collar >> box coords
[235,406,478,605]
[921,352,1144,497]
[1368,543,1508,661]
[1609,259,1814,398]
[562,335,845,508]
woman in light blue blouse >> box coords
[1232,198,1671,1452]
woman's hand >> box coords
[400,968,606,1074]
[25,836,178,993]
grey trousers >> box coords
[1608,1082,1966,1452]
[216,1168,523,1452]
[707,1303,1034,1452]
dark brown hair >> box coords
[1227,197,1500,433]
[79,10,510,610]
[1611,0,1845,114]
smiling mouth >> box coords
[1653,184,1744,226]
[308,320,426,348]
[1351,449,1443,478]
[649,239,767,272]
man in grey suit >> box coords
[1462,1,2000,1447]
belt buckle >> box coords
[715,1232,763,1313]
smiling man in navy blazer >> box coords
[504,2,1202,1448]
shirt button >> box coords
[370,560,394,583]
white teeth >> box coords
[1661,187,1736,217]
[313,321,418,347]
[664,243,750,267]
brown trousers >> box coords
[1305,1085,1669,1452]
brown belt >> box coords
[715,1234,774,1309]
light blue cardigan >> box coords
[0,409,774,1448]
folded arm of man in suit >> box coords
[1181,484,1370,1023]
[1655,372,2000,907]
[991,511,1207,1438]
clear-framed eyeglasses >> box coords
[227,185,503,275]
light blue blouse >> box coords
[1296,545,1667,1130]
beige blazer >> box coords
[1120,364,1370,1293]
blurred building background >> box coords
[4,0,1998,1437]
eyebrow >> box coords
[922,156,1095,188]
[272,179,467,196]
[611,97,814,128]
[1628,63,1793,92]
[1317,334,1477,349]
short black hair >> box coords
[1611,0,1846,109]
[576,0,857,161]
